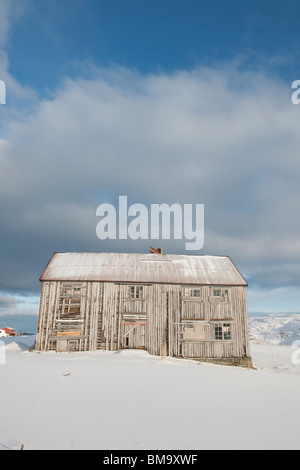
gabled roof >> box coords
[40,252,248,286]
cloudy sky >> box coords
[0,0,300,316]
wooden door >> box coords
[121,317,147,350]
[56,338,81,352]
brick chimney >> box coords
[150,247,163,254]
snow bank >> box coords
[0,335,35,352]
[0,319,299,450]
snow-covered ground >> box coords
[249,313,300,345]
[0,314,300,450]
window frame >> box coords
[58,284,85,320]
[181,320,208,342]
[183,287,203,299]
[214,323,233,341]
[127,285,144,300]
[211,288,230,302]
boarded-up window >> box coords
[183,322,207,341]
[182,301,204,320]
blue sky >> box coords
[7,0,300,91]
[0,0,300,316]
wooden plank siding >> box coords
[35,280,252,366]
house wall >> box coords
[35,281,251,365]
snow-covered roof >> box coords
[40,252,247,286]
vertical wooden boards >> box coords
[36,280,251,364]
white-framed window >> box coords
[211,288,229,301]
[184,287,202,298]
[214,323,232,341]
[128,285,144,299]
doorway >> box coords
[121,315,147,350]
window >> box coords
[183,322,206,341]
[62,285,83,298]
[212,288,229,301]
[58,284,85,320]
[215,324,223,340]
[128,285,144,299]
[184,288,202,298]
[215,323,232,341]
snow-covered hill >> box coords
[249,313,300,345]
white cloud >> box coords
[0,293,39,316]
[0,62,300,296]
[248,286,300,314]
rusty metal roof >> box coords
[40,252,247,286]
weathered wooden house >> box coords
[35,252,252,367]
